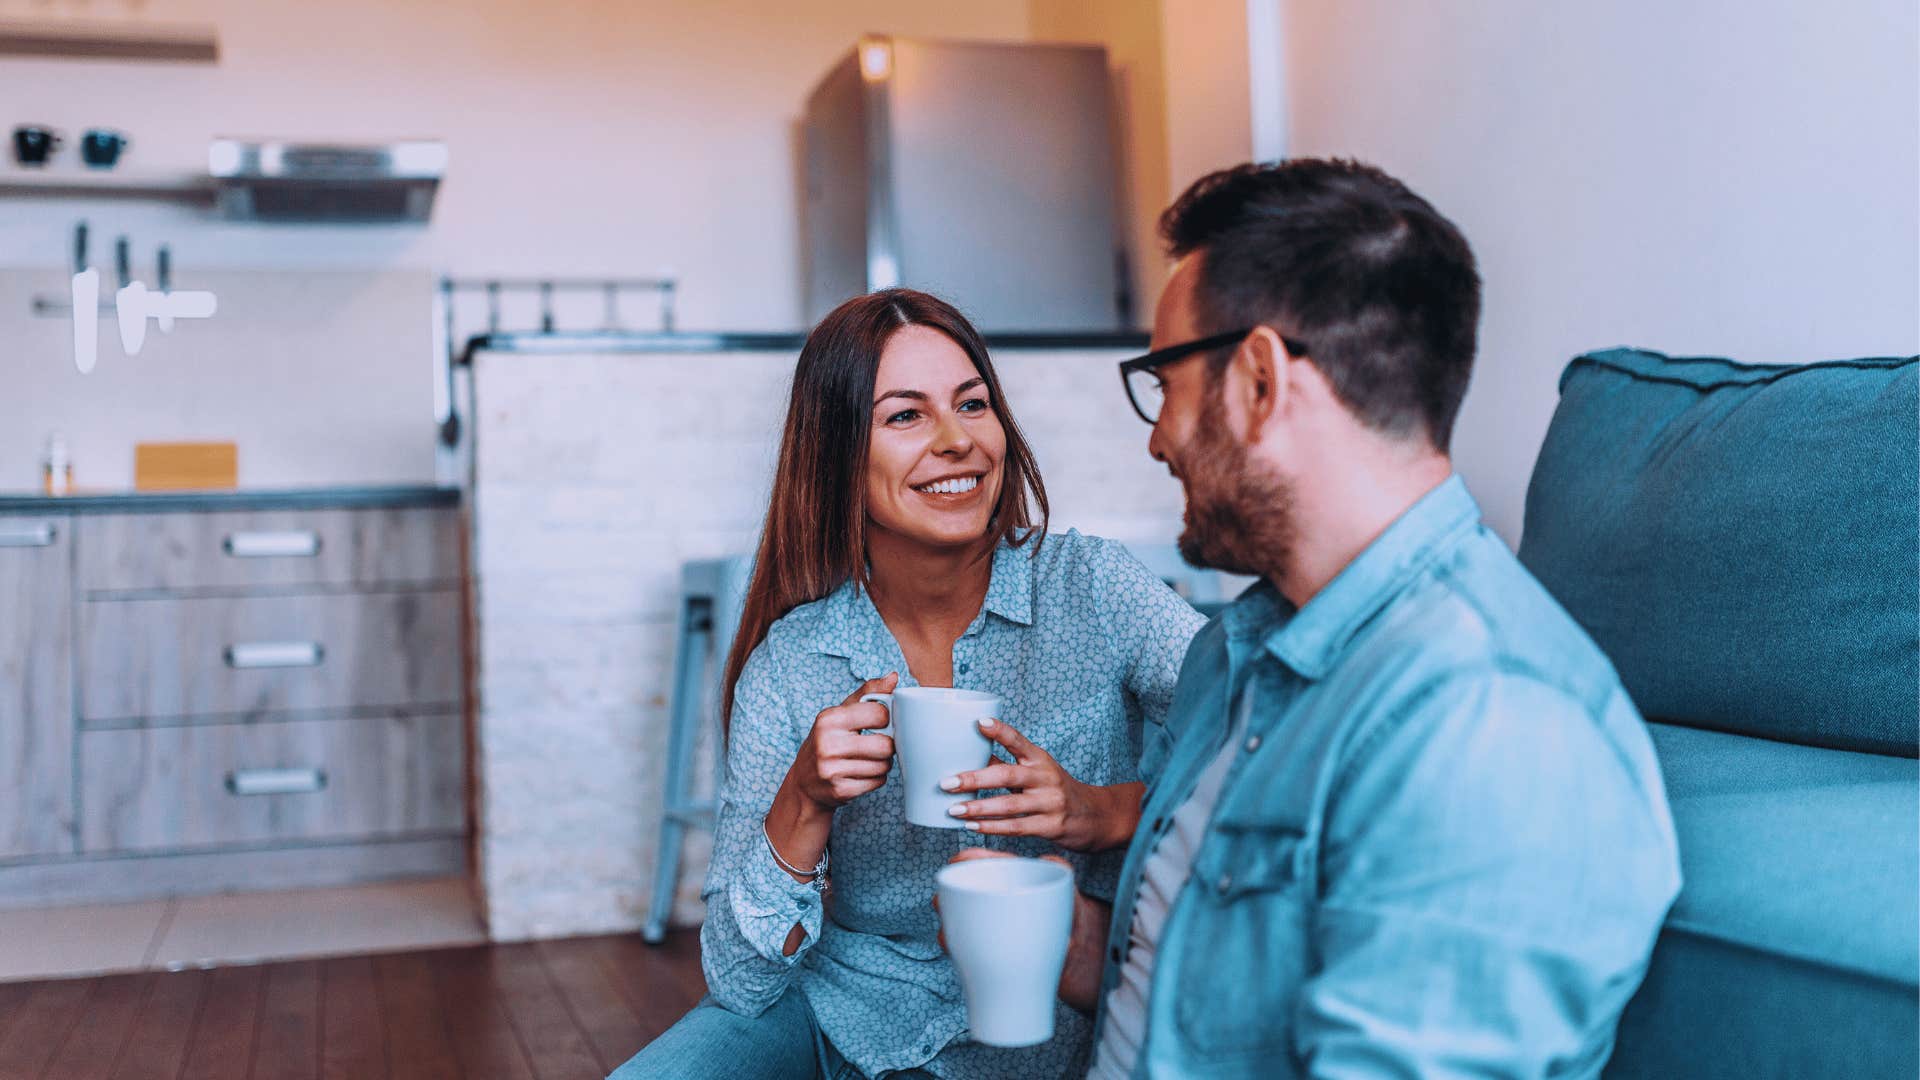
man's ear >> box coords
[1228,326,1290,439]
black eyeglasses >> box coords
[1117,328,1307,424]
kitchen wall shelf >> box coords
[0,18,219,63]
[0,170,216,207]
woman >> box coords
[613,289,1202,1079]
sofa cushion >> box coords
[1519,348,1919,755]
[1604,723,1918,1079]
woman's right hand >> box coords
[765,673,900,952]
[782,672,899,813]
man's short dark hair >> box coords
[1160,158,1481,452]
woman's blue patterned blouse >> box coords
[698,530,1204,1078]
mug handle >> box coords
[858,692,893,737]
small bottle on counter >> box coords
[41,432,73,496]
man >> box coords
[957,159,1681,1077]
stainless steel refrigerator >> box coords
[801,36,1129,332]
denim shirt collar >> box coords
[1230,475,1481,681]
[812,538,1036,680]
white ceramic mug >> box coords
[861,686,998,828]
[936,856,1075,1047]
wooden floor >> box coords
[0,930,706,1080]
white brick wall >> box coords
[470,347,1192,941]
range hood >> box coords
[208,139,446,223]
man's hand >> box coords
[937,849,1113,1014]
[941,718,1144,852]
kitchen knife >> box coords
[156,246,174,332]
[117,279,149,356]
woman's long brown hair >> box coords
[720,288,1050,726]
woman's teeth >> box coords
[916,476,979,495]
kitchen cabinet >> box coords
[0,517,75,860]
[0,488,469,906]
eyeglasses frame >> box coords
[1116,327,1307,424]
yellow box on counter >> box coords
[134,442,238,491]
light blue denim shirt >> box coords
[701,530,1204,1078]
[1098,476,1682,1079]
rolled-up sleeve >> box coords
[1295,671,1681,1078]
[697,642,829,1016]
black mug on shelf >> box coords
[12,125,60,166]
[80,129,129,169]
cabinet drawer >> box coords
[79,713,464,853]
[77,508,460,592]
[80,590,461,722]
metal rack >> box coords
[30,223,182,318]
[436,276,679,447]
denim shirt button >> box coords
[1244,734,1262,752]
[1218,874,1233,891]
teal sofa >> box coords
[1517,349,1919,1079]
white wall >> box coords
[1161,1,1253,197]
[0,268,434,491]
[1280,0,1920,542]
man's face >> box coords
[1146,258,1294,577]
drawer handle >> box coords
[223,530,322,558]
[223,641,325,669]
[0,523,57,548]
[226,768,328,796]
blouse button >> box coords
[1244,734,1262,753]
[956,662,970,675]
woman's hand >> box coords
[940,718,1144,852]
[764,672,898,912]
[781,672,899,815]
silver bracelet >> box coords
[763,818,830,889]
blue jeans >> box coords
[607,990,936,1080]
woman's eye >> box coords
[886,409,920,425]
[957,397,990,413]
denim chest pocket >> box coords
[1170,820,1313,1062]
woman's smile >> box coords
[912,472,984,500]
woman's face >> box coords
[863,325,1007,551]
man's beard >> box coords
[1174,387,1294,579]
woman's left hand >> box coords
[940,718,1143,852]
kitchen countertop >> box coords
[0,484,461,515]
[456,328,1150,364]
